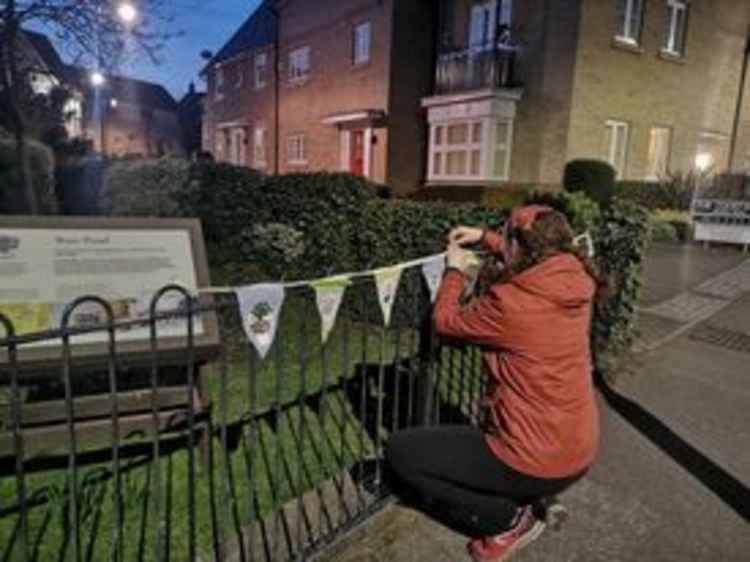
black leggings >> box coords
[385,426,584,537]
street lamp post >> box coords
[91,2,138,155]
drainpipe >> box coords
[729,25,750,172]
[268,1,281,175]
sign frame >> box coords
[0,215,221,375]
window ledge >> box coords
[611,37,645,55]
[351,60,372,71]
[658,50,687,64]
[288,160,308,166]
[287,77,310,87]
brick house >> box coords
[202,0,435,193]
[426,0,750,188]
[203,0,750,194]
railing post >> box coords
[415,306,437,427]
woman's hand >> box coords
[448,226,484,247]
[446,243,480,272]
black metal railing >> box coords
[434,45,517,96]
[0,269,484,561]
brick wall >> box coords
[277,0,392,182]
[387,0,436,194]
[565,0,750,179]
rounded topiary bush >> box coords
[564,159,616,206]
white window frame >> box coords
[605,120,630,179]
[663,0,688,56]
[254,125,267,168]
[353,21,372,65]
[255,52,267,89]
[287,134,307,165]
[646,126,672,180]
[429,120,486,181]
[235,62,244,89]
[230,128,247,166]
[493,119,514,181]
[288,46,311,84]
[214,66,225,101]
[616,0,644,45]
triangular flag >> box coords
[421,254,446,303]
[311,276,351,344]
[374,266,403,327]
[235,284,285,358]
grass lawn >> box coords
[0,283,449,562]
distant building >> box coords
[9,29,84,139]
[178,82,206,157]
[65,66,183,158]
[201,0,750,194]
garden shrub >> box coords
[616,170,705,211]
[411,184,529,209]
[0,138,56,214]
[648,216,679,243]
[99,157,191,217]
[563,159,616,206]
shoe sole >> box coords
[470,521,547,562]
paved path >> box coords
[320,243,750,562]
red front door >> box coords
[350,130,365,176]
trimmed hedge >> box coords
[411,184,529,209]
[563,159,616,206]
[99,161,649,377]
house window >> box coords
[255,52,267,89]
[215,130,228,161]
[604,120,629,179]
[353,22,372,65]
[231,128,247,166]
[289,47,311,83]
[254,125,267,168]
[615,0,644,45]
[695,131,729,173]
[470,1,512,48]
[430,121,483,179]
[493,120,513,180]
[235,62,244,88]
[646,126,672,180]
[664,0,688,56]
[63,98,83,138]
[215,67,225,101]
[287,134,307,164]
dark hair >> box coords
[479,210,608,300]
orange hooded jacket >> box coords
[433,210,599,479]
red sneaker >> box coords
[467,506,546,562]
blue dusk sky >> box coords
[123,0,263,99]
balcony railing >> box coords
[435,45,518,96]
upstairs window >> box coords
[215,67,225,101]
[604,120,629,179]
[663,0,688,56]
[255,52,267,89]
[615,0,644,45]
[289,47,310,83]
[353,22,372,65]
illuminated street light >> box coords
[90,71,106,87]
[117,2,138,24]
[695,153,713,171]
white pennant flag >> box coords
[374,266,403,327]
[421,254,446,303]
[235,284,285,358]
[311,276,351,344]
